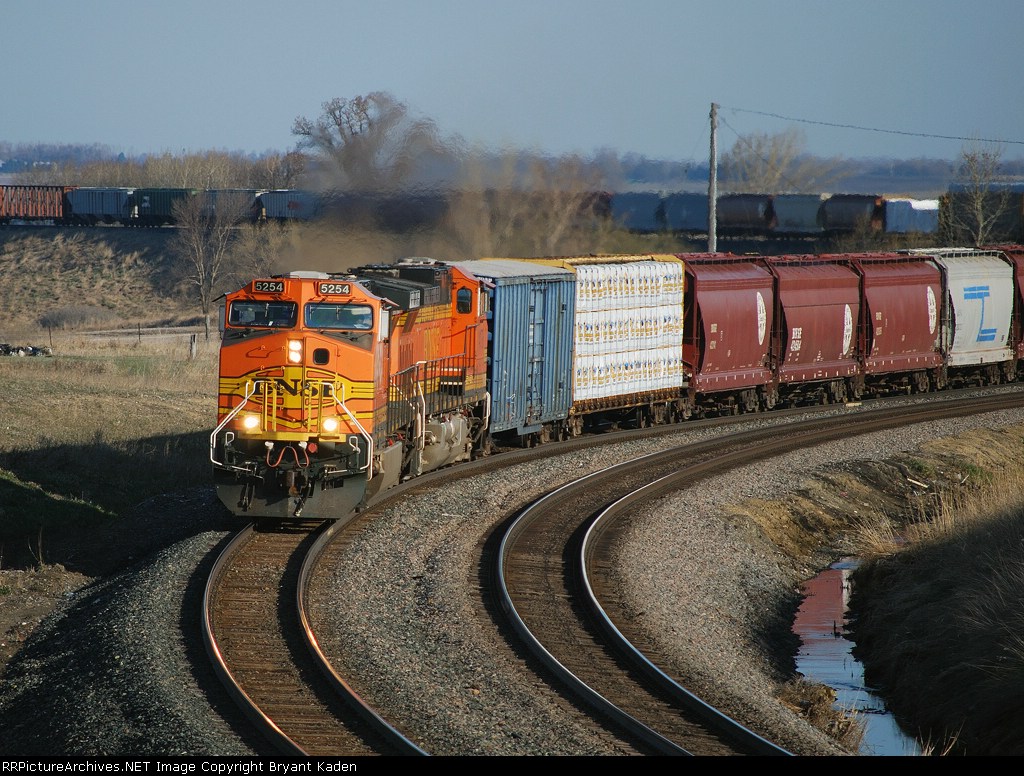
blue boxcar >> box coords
[455,259,576,437]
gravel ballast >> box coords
[2,398,1023,756]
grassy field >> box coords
[0,228,215,562]
[0,335,219,560]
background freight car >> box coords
[197,189,263,221]
[819,194,884,233]
[0,184,71,223]
[126,188,197,225]
[715,193,774,234]
[663,192,709,233]
[66,187,133,225]
[944,183,1024,243]
[374,191,450,232]
[771,194,827,234]
[609,192,666,232]
[882,198,939,234]
[256,189,322,221]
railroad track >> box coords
[202,520,425,756]
[207,388,1024,755]
[494,390,1024,755]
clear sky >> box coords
[5,0,1023,162]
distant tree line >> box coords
[2,145,307,191]
[9,109,1019,198]
[6,91,1023,329]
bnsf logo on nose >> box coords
[273,379,331,397]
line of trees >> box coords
[6,148,307,191]
[7,91,1021,327]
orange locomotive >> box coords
[211,261,490,519]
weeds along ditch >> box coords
[0,335,218,562]
[843,449,1024,756]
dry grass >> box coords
[721,425,1024,755]
[778,677,866,751]
[0,334,219,563]
[842,427,1024,756]
[849,429,1024,558]
[0,229,198,339]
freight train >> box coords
[210,245,1024,520]
[6,182,1015,239]
[611,191,947,236]
[0,185,282,226]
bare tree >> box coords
[944,143,1016,246]
[227,222,292,288]
[720,127,846,193]
[170,192,252,338]
[291,92,449,191]
[448,151,614,257]
[250,151,306,190]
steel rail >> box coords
[497,470,692,755]
[499,390,1024,755]
[297,518,429,756]
[201,524,306,755]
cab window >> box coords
[456,287,472,314]
[228,301,298,328]
[305,303,374,330]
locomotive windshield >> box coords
[228,300,298,328]
[305,302,373,330]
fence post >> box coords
[189,333,197,361]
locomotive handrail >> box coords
[411,361,428,455]
[210,379,265,469]
[413,391,426,453]
[326,383,374,480]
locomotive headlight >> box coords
[322,417,340,433]
[287,339,302,364]
[241,414,260,430]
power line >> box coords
[716,113,807,192]
[723,106,1024,147]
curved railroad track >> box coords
[202,520,425,756]
[495,390,1024,755]
[208,387,1024,755]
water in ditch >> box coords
[792,558,922,756]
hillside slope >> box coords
[0,227,195,338]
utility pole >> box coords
[708,102,718,252]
